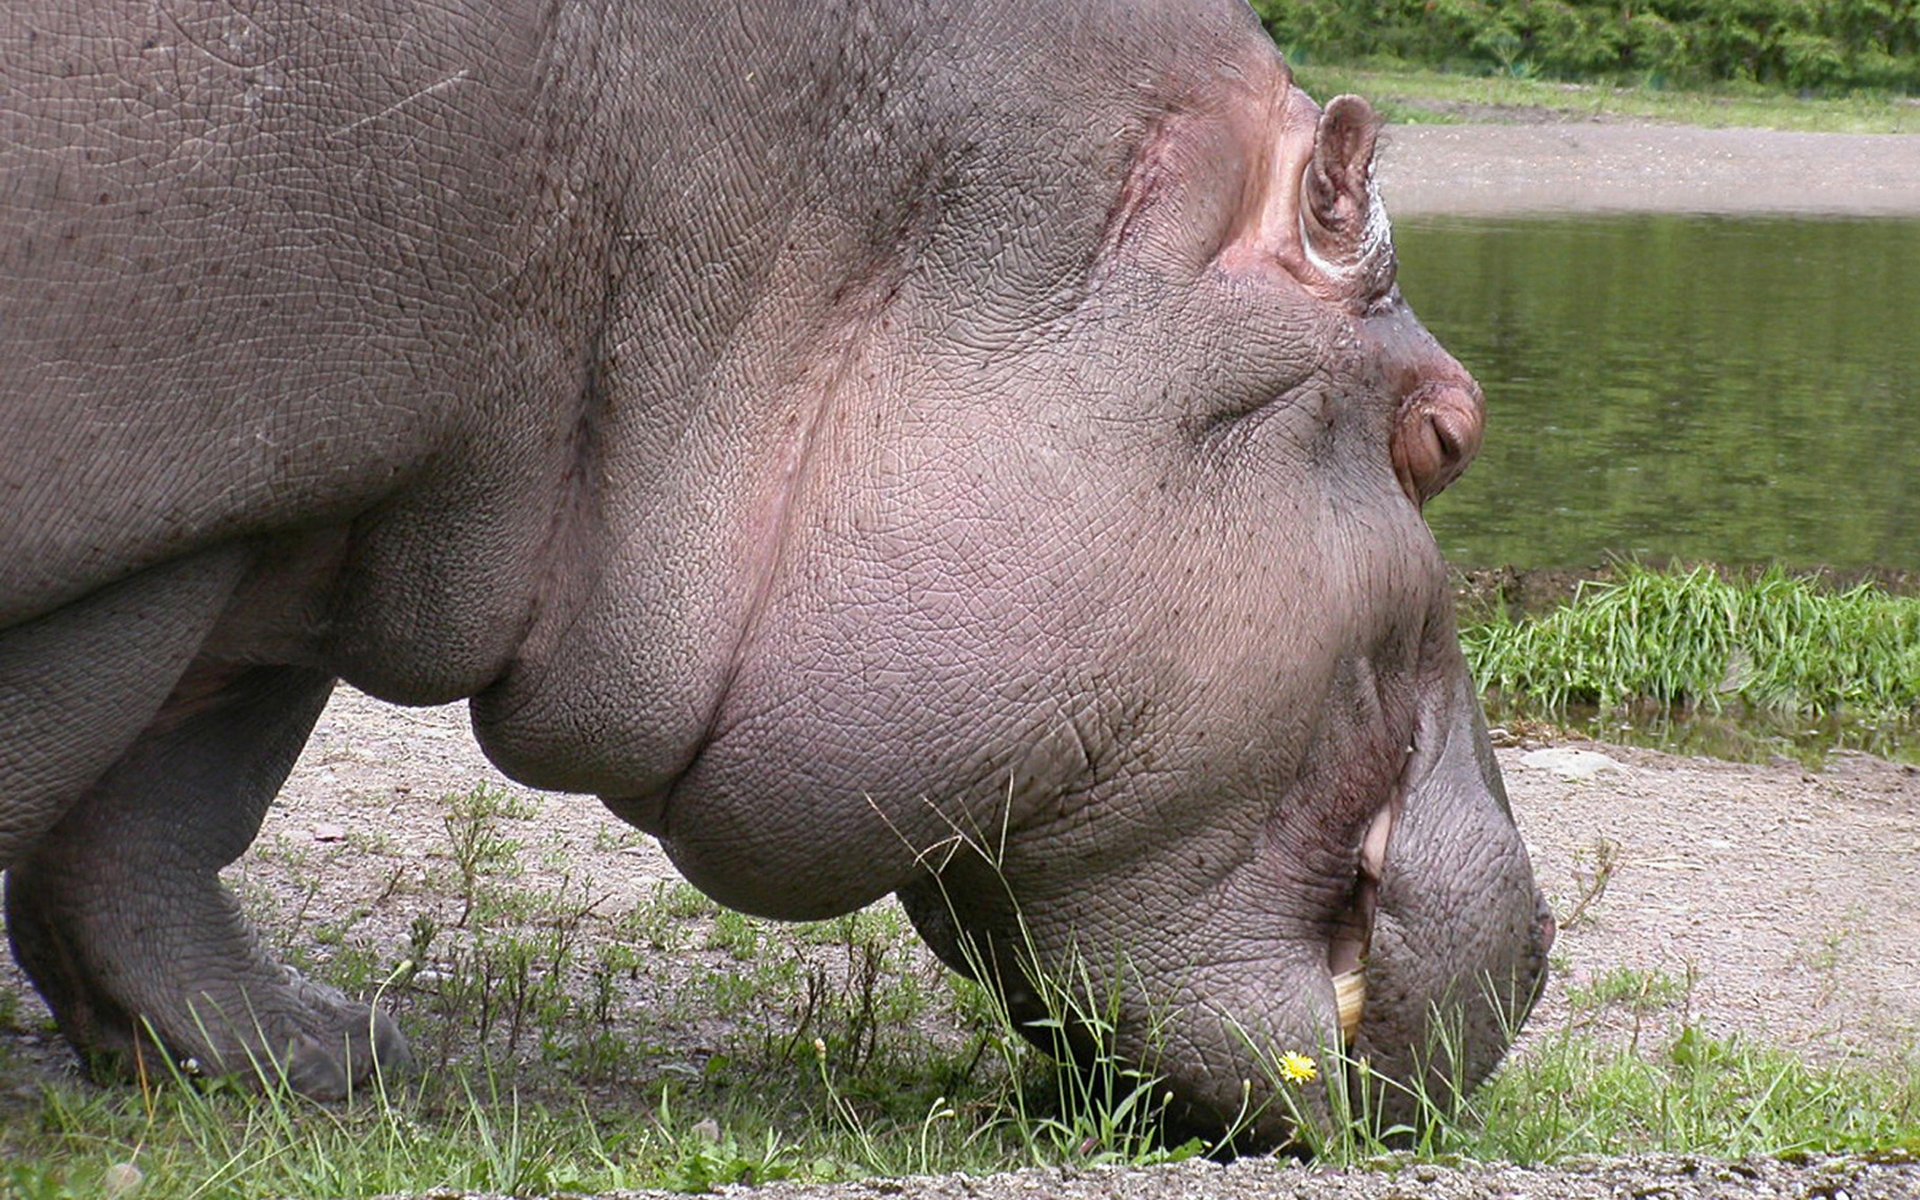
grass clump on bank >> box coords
[1462,564,1920,718]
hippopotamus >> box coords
[0,0,1550,1144]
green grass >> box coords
[7,952,1916,1198]
[1565,965,1694,1016]
[1462,564,1920,719]
[0,882,1211,1198]
[1466,1024,1920,1161]
[1290,63,1920,132]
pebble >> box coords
[1519,747,1625,781]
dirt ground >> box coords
[4,121,1919,1196]
[5,685,1916,1194]
[1376,122,1920,218]
[145,690,1920,1075]
[243,694,1920,1074]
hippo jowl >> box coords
[0,0,1550,1144]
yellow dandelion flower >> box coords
[1276,1051,1318,1085]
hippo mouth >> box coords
[1323,714,1425,1046]
[1322,710,1558,1051]
[1327,785,1398,1044]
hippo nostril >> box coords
[1393,381,1484,505]
[1430,409,1464,467]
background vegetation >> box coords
[1253,0,1920,94]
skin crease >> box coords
[0,0,1547,1144]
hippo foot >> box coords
[1,664,406,1097]
[129,968,413,1100]
[5,866,411,1098]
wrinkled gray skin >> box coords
[0,0,1550,1144]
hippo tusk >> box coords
[1334,968,1366,1043]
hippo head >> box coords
[891,88,1547,1142]
[478,7,1548,1149]
[662,92,1536,1150]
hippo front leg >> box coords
[4,664,409,1096]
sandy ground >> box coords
[261,692,1920,1071]
[1379,122,1920,218]
[4,121,1918,1196]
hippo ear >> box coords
[1300,95,1393,294]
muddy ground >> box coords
[4,122,1919,1196]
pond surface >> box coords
[1396,215,1920,763]
[1398,215,1920,572]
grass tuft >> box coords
[1462,564,1920,719]
[1467,1024,1920,1162]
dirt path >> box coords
[1378,123,1920,218]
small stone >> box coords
[101,1162,143,1199]
[311,823,348,842]
[1520,747,1624,781]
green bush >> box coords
[1253,0,1920,93]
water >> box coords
[1484,697,1920,768]
[1394,216,1920,762]
[1398,216,1920,572]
